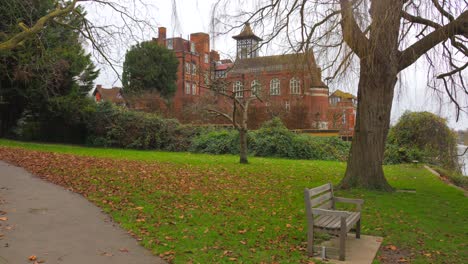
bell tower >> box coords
[232,22,262,59]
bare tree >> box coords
[203,76,263,164]
[215,0,468,190]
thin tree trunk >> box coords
[239,128,248,164]
[339,62,395,191]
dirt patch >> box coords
[377,245,413,263]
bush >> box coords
[386,111,460,171]
[250,118,295,157]
[190,129,240,154]
[384,144,425,164]
[189,118,351,161]
[85,102,196,151]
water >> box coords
[458,145,468,176]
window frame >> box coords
[185,82,191,95]
[233,81,244,98]
[290,78,301,95]
[270,78,280,95]
[251,80,261,97]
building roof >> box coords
[330,89,357,100]
[229,52,326,88]
[93,86,125,103]
[232,22,262,41]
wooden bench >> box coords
[304,183,364,261]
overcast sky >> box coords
[83,0,468,130]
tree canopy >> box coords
[0,0,98,140]
[122,41,179,98]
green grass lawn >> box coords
[0,139,466,263]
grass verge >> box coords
[0,139,466,263]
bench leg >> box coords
[339,230,346,261]
[339,218,346,261]
[307,228,314,257]
[356,219,361,239]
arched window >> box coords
[290,78,300,95]
[251,80,261,97]
[233,81,243,98]
[270,78,280,95]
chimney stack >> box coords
[158,27,166,40]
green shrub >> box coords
[190,129,240,154]
[386,111,460,171]
[85,102,193,151]
[250,118,295,157]
[189,118,351,161]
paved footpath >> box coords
[0,161,165,264]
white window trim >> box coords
[290,78,300,95]
[185,82,191,95]
[251,80,260,97]
[233,81,243,98]
[192,83,197,95]
[270,78,280,95]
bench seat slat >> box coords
[314,212,361,230]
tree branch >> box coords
[0,0,79,51]
[339,0,370,58]
[398,10,468,71]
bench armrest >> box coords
[334,197,364,211]
[311,208,350,217]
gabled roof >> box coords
[93,86,125,103]
[330,89,356,100]
[232,22,262,41]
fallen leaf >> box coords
[0,217,7,221]
[238,229,247,234]
[119,248,129,253]
[386,245,397,251]
[28,255,37,261]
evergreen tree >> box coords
[122,41,179,98]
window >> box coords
[167,39,173,49]
[190,42,196,53]
[192,83,197,95]
[191,63,197,75]
[216,70,226,78]
[251,80,260,97]
[233,81,243,98]
[204,54,209,64]
[185,82,191,95]
[270,78,280,95]
[185,62,191,74]
[290,78,300,95]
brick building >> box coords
[151,27,221,121]
[328,90,357,140]
[116,24,356,136]
[215,23,330,129]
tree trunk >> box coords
[239,128,248,164]
[339,61,396,191]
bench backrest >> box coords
[304,183,335,212]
